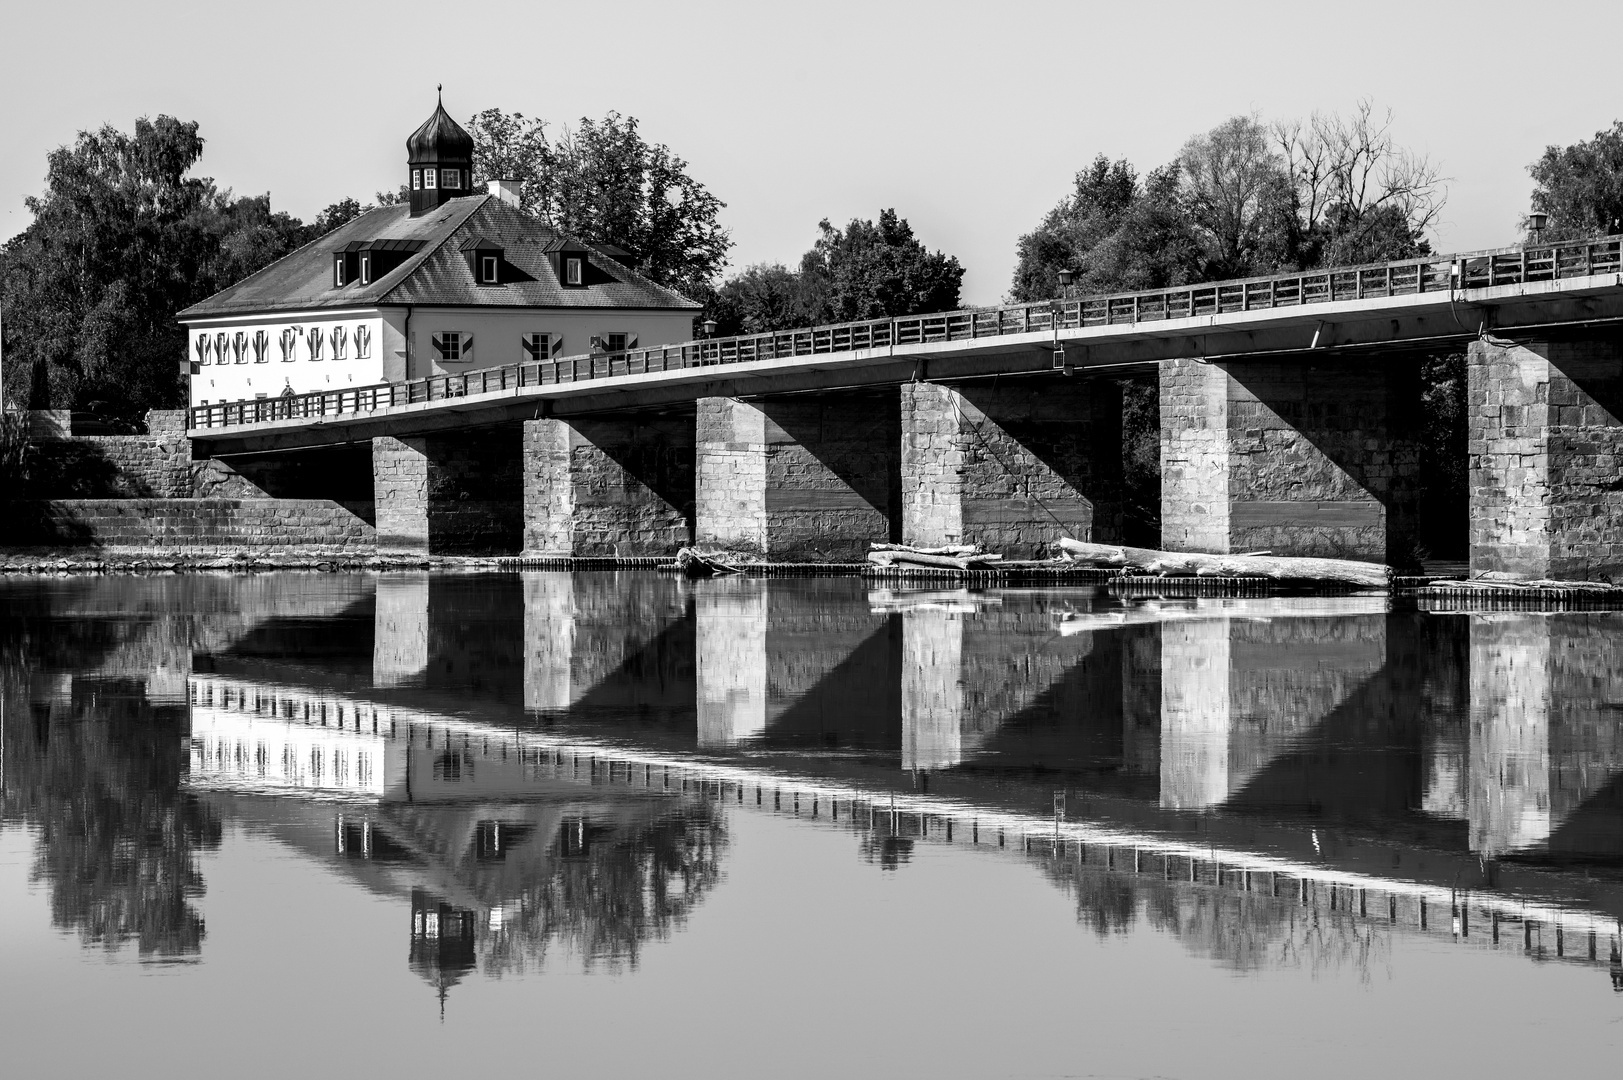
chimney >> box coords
[488,179,521,208]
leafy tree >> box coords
[1010,157,1202,302]
[705,263,807,336]
[1528,121,1623,240]
[797,209,963,323]
[468,109,731,300]
[1179,115,1291,278]
[0,116,386,418]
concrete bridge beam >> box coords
[522,412,694,558]
[1159,357,1421,562]
[373,433,522,556]
[1469,335,1623,580]
[901,379,1122,557]
[695,392,900,561]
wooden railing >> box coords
[188,235,1623,431]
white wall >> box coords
[186,305,696,404]
[184,309,394,407]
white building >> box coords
[177,99,700,408]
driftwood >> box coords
[1053,537,1390,589]
[870,543,984,557]
[674,547,742,578]
[868,550,1004,571]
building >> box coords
[176,98,700,409]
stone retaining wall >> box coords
[2,499,374,553]
[23,409,190,498]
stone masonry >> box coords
[695,392,900,561]
[3,499,373,554]
[1160,357,1420,562]
[373,432,522,556]
[1469,335,1623,580]
[522,412,694,557]
[902,379,1121,557]
[23,409,190,498]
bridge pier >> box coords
[695,392,900,560]
[1469,335,1623,580]
[373,433,523,556]
[901,379,1121,557]
[1159,357,1420,562]
[522,412,694,557]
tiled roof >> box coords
[178,196,699,320]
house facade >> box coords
[177,99,700,408]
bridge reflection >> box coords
[8,571,1623,996]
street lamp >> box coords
[1528,210,1549,245]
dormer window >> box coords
[360,255,371,285]
[481,256,497,283]
[565,257,582,285]
[333,255,346,287]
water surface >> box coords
[2,572,1620,1078]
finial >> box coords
[437,84,443,104]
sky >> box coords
[3,0,1618,306]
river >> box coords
[1,572,1619,1078]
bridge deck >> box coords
[189,235,1623,453]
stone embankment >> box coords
[3,409,376,570]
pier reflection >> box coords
[5,571,1623,996]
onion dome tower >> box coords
[407,88,475,217]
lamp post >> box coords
[1528,210,1549,245]
[699,318,718,365]
[1053,270,1076,375]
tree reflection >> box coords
[1035,848,1389,979]
[2,680,221,957]
[1,618,220,960]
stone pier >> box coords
[695,391,900,561]
[1469,335,1623,580]
[522,411,694,557]
[1160,357,1420,561]
[901,378,1122,557]
[373,432,522,556]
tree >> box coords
[1528,121,1623,240]
[797,209,964,323]
[468,109,731,300]
[706,263,808,336]
[1274,101,1441,265]
[0,116,385,418]
[1010,157,1201,302]
[1179,115,1291,279]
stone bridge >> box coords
[184,239,1623,577]
[186,240,1623,578]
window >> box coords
[412,169,422,191]
[333,258,346,287]
[308,330,324,362]
[481,255,498,283]
[565,257,582,285]
[605,333,628,353]
[424,168,436,190]
[521,332,550,361]
[439,332,462,361]
[441,168,461,190]
[360,255,371,285]
[355,325,372,359]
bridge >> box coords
[185,236,1623,577]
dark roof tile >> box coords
[178,195,698,319]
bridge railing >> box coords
[187,234,1623,431]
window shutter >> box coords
[463,334,473,355]
[627,335,639,350]
[550,337,564,357]
[431,333,445,358]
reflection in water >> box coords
[5,572,1623,1006]
[0,588,221,960]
